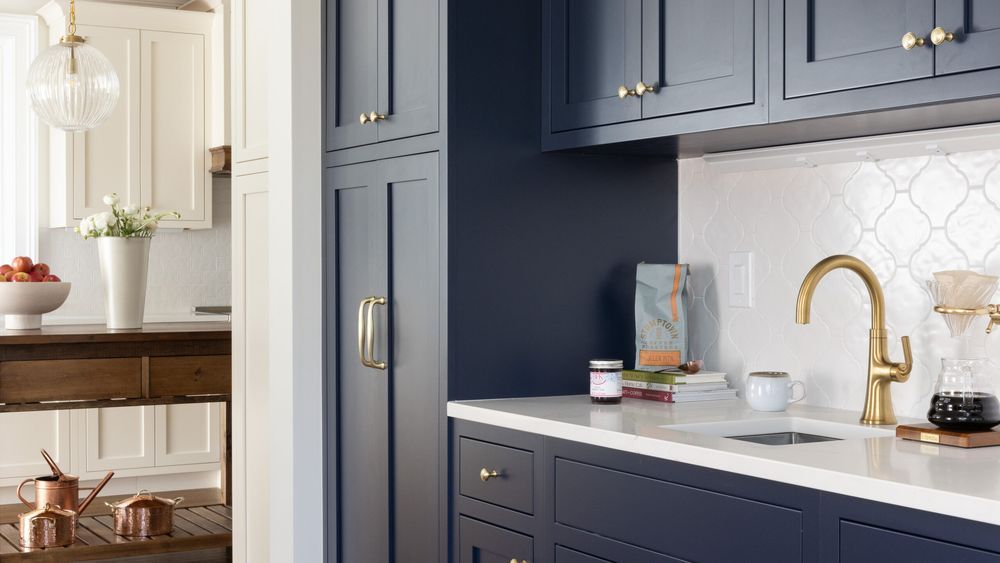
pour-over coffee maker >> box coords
[927,271,1000,430]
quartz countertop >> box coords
[448,395,1000,526]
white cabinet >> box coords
[83,406,155,473]
[0,411,70,484]
[154,403,221,467]
[232,0,267,167]
[40,1,214,229]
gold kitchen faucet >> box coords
[796,255,913,425]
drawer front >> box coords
[149,355,231,397]
[555,546,613,563]
[459,437,534,514]
[0,358,141,403]
[841,521,1000,562]
[555,458,802,562]
[459,516,533,563]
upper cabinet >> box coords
[41,2,214,229]
[544,0,766,147]
[233,0,268,166]
[325,0,439,151]
[935,0,1000,75]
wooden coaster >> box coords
[896,423,1000,448]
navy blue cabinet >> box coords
[326,0,439,151]
[459,516,533,563]
[936,0,1000,75]
[453,419,1000,563]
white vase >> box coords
[98,237,150,329]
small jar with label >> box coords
[590,359,623,404]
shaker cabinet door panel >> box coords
[782,0,934,98]
[153,403,221,467]
[459,516,533,563]
[376,0,439,142]
[548,0,642,131]
[84,406,155,473]
[640,0,756,118]
[0,411,71,482]
[936,0,1000,75]
[327,161,388,563]
[326,0,379,150]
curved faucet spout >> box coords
[795,255,885,330]
[794,255,912,425]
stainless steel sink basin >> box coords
[661,416,895,445]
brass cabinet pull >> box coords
[635,80,657,96]
[617,85,636,99]
[931,27,955,45]
[509,559,528,563]
[368,111,386,122]
[479,468,499,482]
[901,32,925,50]
[359,113,371,124]
[366,296,387,370]
[358,297,374,368]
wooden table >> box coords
[0,322,233,559]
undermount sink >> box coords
[661,416,895,445]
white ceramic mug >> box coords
[745,371,806,412]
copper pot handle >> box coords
[172,496,184,507]
[16,478,34,509]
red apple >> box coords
[11,256,33,273]
[10,272,31,282]
[43,274,61,282]
[31,263,50,278]
[0,264,11,276]
[4,271,16,282]
[28,270,44,282]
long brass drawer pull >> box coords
[479,468,499,482]
[357,297,375,368]
[367,296,387,370]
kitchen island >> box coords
[450,396,1000,562]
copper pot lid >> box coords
[19,502,75,519]
[108,490,183,510]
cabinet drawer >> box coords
[555,546,612,563]
[0,359,141,403]
[459,437,534,514]
[459,516,533,563]
[841,521,1000,562]
[148,355,231,397]
[554,458,802,562]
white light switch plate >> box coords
[729,251,753,308]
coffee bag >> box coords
[635,263,689,371]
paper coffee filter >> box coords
[929,270,999,337]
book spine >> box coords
[622,387,675,402]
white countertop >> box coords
[448,395,1000,525]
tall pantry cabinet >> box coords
[324,1,677,561]
[231,0,270,561]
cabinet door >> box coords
[783,0,934,98]
[640,0,755,118]
[376,0,439,142]
[154,403,221,467]
[84,406,155,473]
[0,411,70,482]
[233,0,269,163]
[459,516,533,563]
[548,0,642,131]
[936,0,1000,75]
[383,153,440,563]
[140,30,208,225]
[71,25,141,220]
[326,0,379,150]
[327,160,386,563]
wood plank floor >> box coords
[0,505,231,561]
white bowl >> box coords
[0,282,72,329]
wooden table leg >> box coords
[221,399,233,506]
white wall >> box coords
[39,179,232,323]
[679,149,1000,419]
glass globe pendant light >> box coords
[26,0,120,131]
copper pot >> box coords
[106,490,184,537]
[16,470,113,514]
[18,503,77,548]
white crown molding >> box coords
[701,122,1000,173]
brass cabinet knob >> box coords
[635,80,657,96]
[368,111,386,122]
[617,85,636,99]
[901,32,925,50]
[931,27,955,45]
[479,468,499,482]
[359,113,371,124]
[509,560,528,563]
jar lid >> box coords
[108,490,182,510]
[749,371,789,378]
[590,359,623,369]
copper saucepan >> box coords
[18,503,76,549]
[107,490,184,537]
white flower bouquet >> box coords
[76,193,180,239]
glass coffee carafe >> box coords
[928,358,1000,430]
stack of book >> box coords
[621,369,737,403]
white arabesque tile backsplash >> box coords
[38,179,232,324]
[679,150,1000,419]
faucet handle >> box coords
[892,335,913,382]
